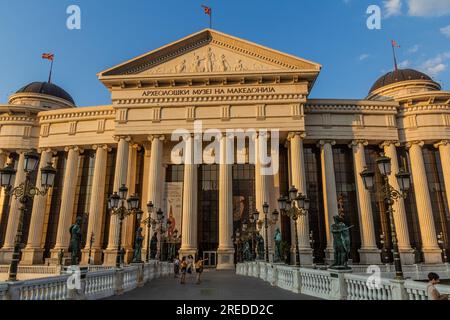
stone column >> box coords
[319,140,338,262]
[50,146,81,259]
[21,150,55,265]
[217,133,235,269]
[104,136,130,265]
[407,141,442,263]
[0,152,26,264]
[435,140,450,231]
[123,144,139,263]
[350,140,380,264]
[180,134,198,258]
[288,132,313,265]
[0,150,9,250]
[381,141,415,265]
[81,145,109,265]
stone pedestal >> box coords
[299,248,314,266]
[80,248,103,265]
[358,248,381,265]
[423,248,444,264]
[217,248,235,270]
[103,249,119,266]
[0,249,13,265]
[329,269,353,300]
[399,249,416,266]
[20,248,45,265]
[114,268,125,296]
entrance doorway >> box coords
[203,251,217,268]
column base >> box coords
[299,248,314,266]
[103,249,120,266]
[358,248,381,265]
[399,248,416,265]
[80,248,103,265]
[422,248,443,264]
[217,248,235,270]
[20,248,45,265]
[0,248,13,264]
[124,249,134,264]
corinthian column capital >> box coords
[433,140,449,149]
[317,140,336,148]
[348,140,369,148]
[148,135,165,142]
[113,135,132,143]
[287,132,306,141]
[92,144,111,152]
[405,140,424,149]
[64,146,83,154]
[379,141,400,149]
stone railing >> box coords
[236,262,450,300]
[1,261,173,300]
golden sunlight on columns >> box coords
[104,136,130,265]
[22,150,54,265]
[350,140,380,264]
[180,134,198,258]
[288,132,313,266]
[217,133,235,269]
[435,140,450,232]
[381,141,415,265]
[51,146,81,260]
[318,140,338,262]
[0,152,26,264]
[81,145,108,265]
[407,141,442,264]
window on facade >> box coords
[333,145,361,263]
[304,145,326,263]
[198,165,219,253]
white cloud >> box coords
[359,54,370,61]
[398,60,411,68]
[384,0,402,17]
[408,45,419,54]
[419,52,450,76]
[384,0,450,18]
[441,25,450,37]
[408,0,450,17]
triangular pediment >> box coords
[99,29,321,77]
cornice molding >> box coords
[305,104,398,113]
[39,109,116,122]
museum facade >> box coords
[0,29,449,269]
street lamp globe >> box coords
[253,210,260,222]
[360,168,375,191]
[24,150,40,173]
[296,193,306,209]
[304,198,311,211]
[40,164,57,190]
[118,184,128,200]
[157,208,164,221]
[127,194,140,211]
[272,209,279,221]
[263,202,269,215]
[396,170,411,193]
[135,209,143,222]
[289,186,298,201]
[0,163,16,189]
[277,196,286,211]
[376,156,392,176]
[147,201,154,214]
[108,192,120,210]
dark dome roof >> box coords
[369,69,433,93]
[16,82,75,105]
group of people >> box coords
[173,255,207,285]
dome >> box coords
[369,69,433,94]
[16,82,75,105]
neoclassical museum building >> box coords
[0,29,449,269]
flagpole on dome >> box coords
[42,53,55,83]
[391,40,400,71]
[48,59,54,83]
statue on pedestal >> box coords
[132,227,144,263]
[274,228,282,263]
[150,232,158,260]
[330,215,353,270]
[243,240,251,261]
[69,216,82,266]
[255,232,265,260]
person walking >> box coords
[195,257,206,285]
[173,256,180,278]
[180,257,187,285]
[187,255,194,280]
[427,272,449,300]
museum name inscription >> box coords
[141,86,277,97]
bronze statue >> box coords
[132,227,144,263]
[330,215,353,270]
[150,232,158,260]
[69,216,83,266]
[58,249,64,266]
[255,232,265,260]
[274,228,282,263]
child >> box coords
[195,258,207,285]
[173,257,180,278]
[180,257,188,285]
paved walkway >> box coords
[107,270,320,300]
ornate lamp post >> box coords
[278,186,310,267]
[257,203,279,262]
[142,201,155,262]
[437,232,448,263]
[142,204,166,261]
[107,185,140,268]
[360,155,411,280]
[88,232,95,265]
[0,150,56,281]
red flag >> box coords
[42,53,54,61]
[391,40,400,48]
[202,5,211,16]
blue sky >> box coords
[0,0,449,106]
